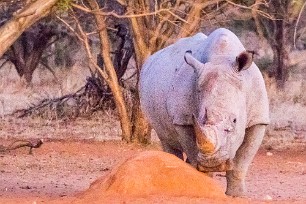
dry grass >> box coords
[0,61,122,141]
[263,65,306,148]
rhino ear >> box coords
[184,50,204,74]
[235,51,253,72]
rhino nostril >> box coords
[224,126,233,133]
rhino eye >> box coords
[233,118,237,124]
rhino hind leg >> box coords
[226,124,266,197]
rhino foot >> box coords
[225,170,246,197]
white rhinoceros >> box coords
[139,28,270,197]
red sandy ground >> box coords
[0,140,305,204]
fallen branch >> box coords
[0,138,43,154]
[11,76,114,120]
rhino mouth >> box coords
[197,159,232,172]
[196,151,232,172]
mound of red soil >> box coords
[74,151,228,203]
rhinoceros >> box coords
[139,28,269,196]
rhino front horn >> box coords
[192,114,218,154]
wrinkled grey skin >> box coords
[139,28,270,197]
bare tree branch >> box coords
[0,0,58,58]
[71,3,188,23]
[294,0,306,49]
[56,14,99,77]
[225,0,274,19]
[252,0,264,40]
[55,15,83,42]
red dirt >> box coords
[0,140,305,204]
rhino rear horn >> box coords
[192,114,217,154]
[235,51,253,71]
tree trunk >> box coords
[7,26,56,85]
[0,0,58,58]
[86,0,132,142]
[273,19,289,88]
[131,91,151,144]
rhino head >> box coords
[184,50,253,172]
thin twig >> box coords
[13,10,36,18]
[46,36,60,48]
[39,60,59,81]
[294,1,306,49]
[55,15,83,42]
[0,59,8,69]
[70,13,109,81]
[55,14,96,76]
[71,3,188,23]
[121,70,137,82]
[225,0,274,20]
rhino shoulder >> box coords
[142,32,208,126]
[166,66,197,126]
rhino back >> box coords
[202,28,246,60]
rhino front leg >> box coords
[174,125,198,168]
[160,139,184,160]
[226,124,267,197]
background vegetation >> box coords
[0,0,305,146]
